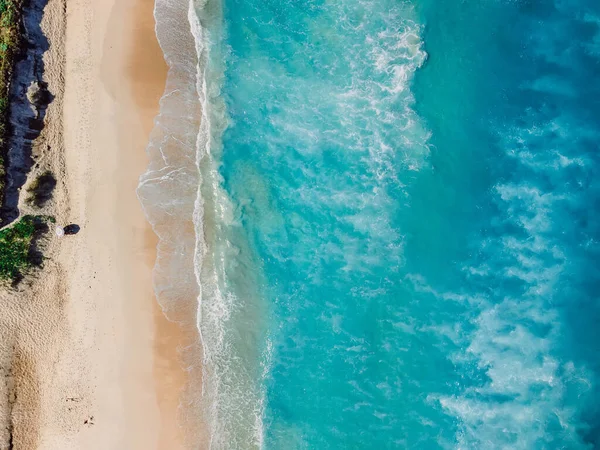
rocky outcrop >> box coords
[1,0,52,226]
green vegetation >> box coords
[0,215,50,282]
[0,0,22,196]
[0,4,51,284]
[0,0,20,136]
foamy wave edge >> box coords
[137,0,264,448]
[137,0,206,445]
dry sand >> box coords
[0,0,201,448]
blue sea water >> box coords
[157,0,600,447]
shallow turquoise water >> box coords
[194,0,600,447]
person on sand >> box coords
[56,224,80,237]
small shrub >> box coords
[26,170,56,207]
[0,215,46,281]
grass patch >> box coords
[0,214,50,282]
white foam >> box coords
[410,117,593,447]
[138,0,268,448]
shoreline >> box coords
[105,0,196,447]
[122,0,207,446]
[0,0,201,448]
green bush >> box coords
[0,215,49,282]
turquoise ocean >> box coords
[139,0,600,447]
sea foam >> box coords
[140,0,600,448]
[139,0,264,447]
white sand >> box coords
[0,0,201,448]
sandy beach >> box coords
[0,0,201,448]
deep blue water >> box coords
[196,0,600,447]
